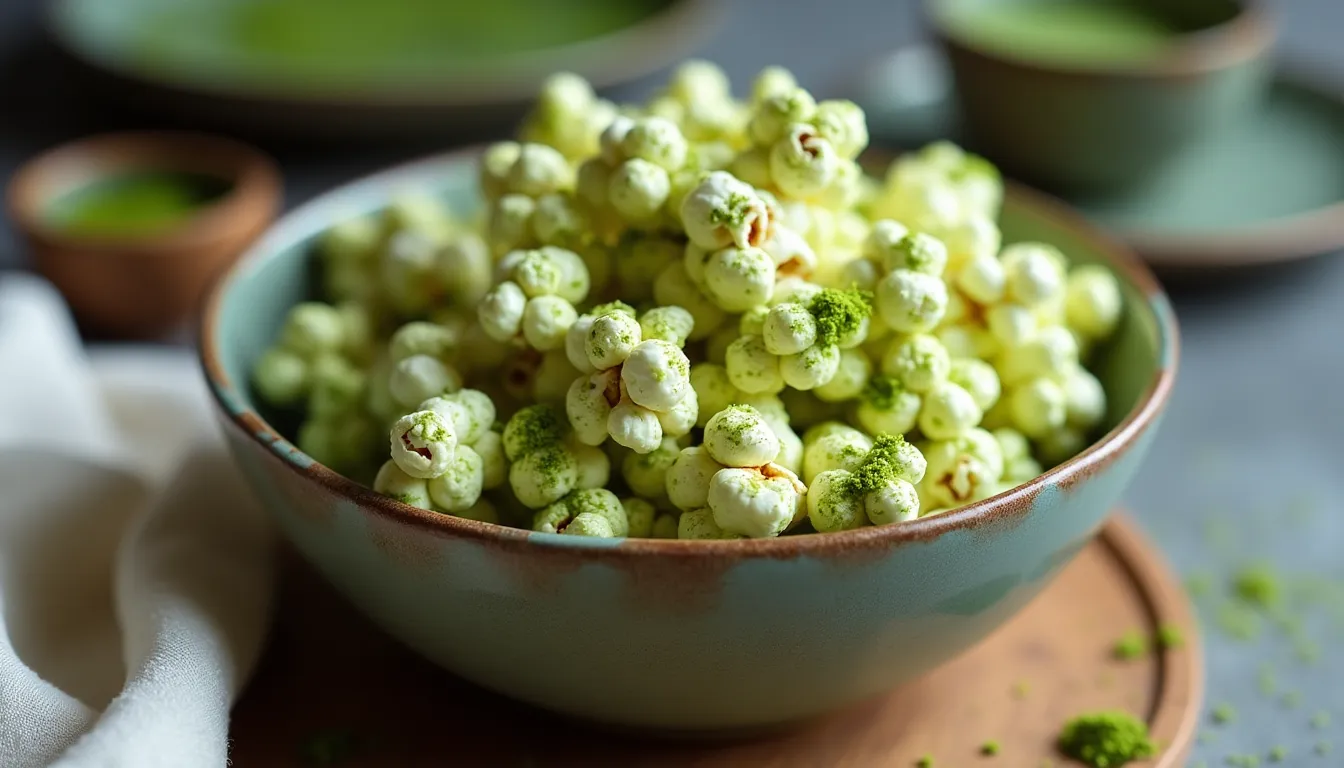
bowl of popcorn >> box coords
[202,62,1178,731]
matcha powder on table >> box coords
[1057,711,1156,767]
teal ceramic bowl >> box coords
[928,0,1275,194]
[201,148,1178,732]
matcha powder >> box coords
[1057,711,1156,767]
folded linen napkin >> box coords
[0,274,275,768]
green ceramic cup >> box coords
[201,148,1178,732]
[928,0,1275,194]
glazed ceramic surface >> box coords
[854,46,1344,268]
[48,0,721,140]
[201,149,1178,731]
[928,0,1274,194]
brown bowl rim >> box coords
[6,130,282,256]
[925,0,1276,80]
[199,145,1179,560]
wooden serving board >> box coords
[230,514,1201,766]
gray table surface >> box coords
[3,0,1343,764]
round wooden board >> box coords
[230,513,1202,767]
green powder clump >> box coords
[980,740,1000,756]
[1212,703,1237,725]
[1311,710,1331,729]
[807,288,871,347]
[1112,630,1147,660]
[839,434,916,498]
[505,404,567,458]
[916,756,934,768]
[1267,745,1288,763]
[1056,711,1156,767]
[1233,564,1282,608]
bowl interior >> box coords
[53,0,700,100]
[929,0,1247,66]
[208,150,1173,496]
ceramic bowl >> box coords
[927,0,1275,193]
[7,131,281,338]
[200,148,1178,732]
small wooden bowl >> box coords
[7,131,281,338]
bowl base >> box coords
[230,513,1200,766]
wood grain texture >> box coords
[229,514,1201,767]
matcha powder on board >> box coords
[1057,711,1156,767]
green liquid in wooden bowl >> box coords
[46,171,233,238]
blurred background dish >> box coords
[6,131,280,337]
[926,0,1274,195]
[47,0,723,141]
[850,45,1344,269]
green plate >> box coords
[48,0,721,139]
[850,45,1344,268]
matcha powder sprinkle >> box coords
[807,288,871,347]
[1057,711,1156,767]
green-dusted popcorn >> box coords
[615,236,681,303]
[702,246,776,312]
[1063,365,1107,431]
[427,447,485,512]
[802,425,872,485]
[770,125,840,201]
[918,380,984,440]
[813,347,872,403]
[388,354,461,409]
[876,268,949,334]
[535,487,626,537]
[749,88,816,147]
[678,508,738,540]
[881,333,951,393]
[389,410,458,479]
[856,374,922,437]
[807,435,926,532]
[704,405,780,468]
[638,305,694,346]
[608,158,672,222]
[997,326,1079,387]
[653,262,728,341]
[252,347,308,407]
[1001,243,1065,308]
[623,497,658,538]
[623,437,680,505]
[708,464,806,538]
[374,460,432,510]
[1008,377,1068,438]
[389,321,456,363]
[665,446,723,511]
[563,303,694,454]
[985,303,1037,348]
[919,429,1003,509]
[679,171,773,252]
[956,251,1006,305]
[1065,264,1123,340]
[948,358,1001,412]
[281,302,346,355]
[256,64,1126,539]
[751,66,798,104]
[812,100,868,161]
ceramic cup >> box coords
[928,0,1275,194]
[200,148,1178,733]
[7,131,281,338]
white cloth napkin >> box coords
[0,274,275,768]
